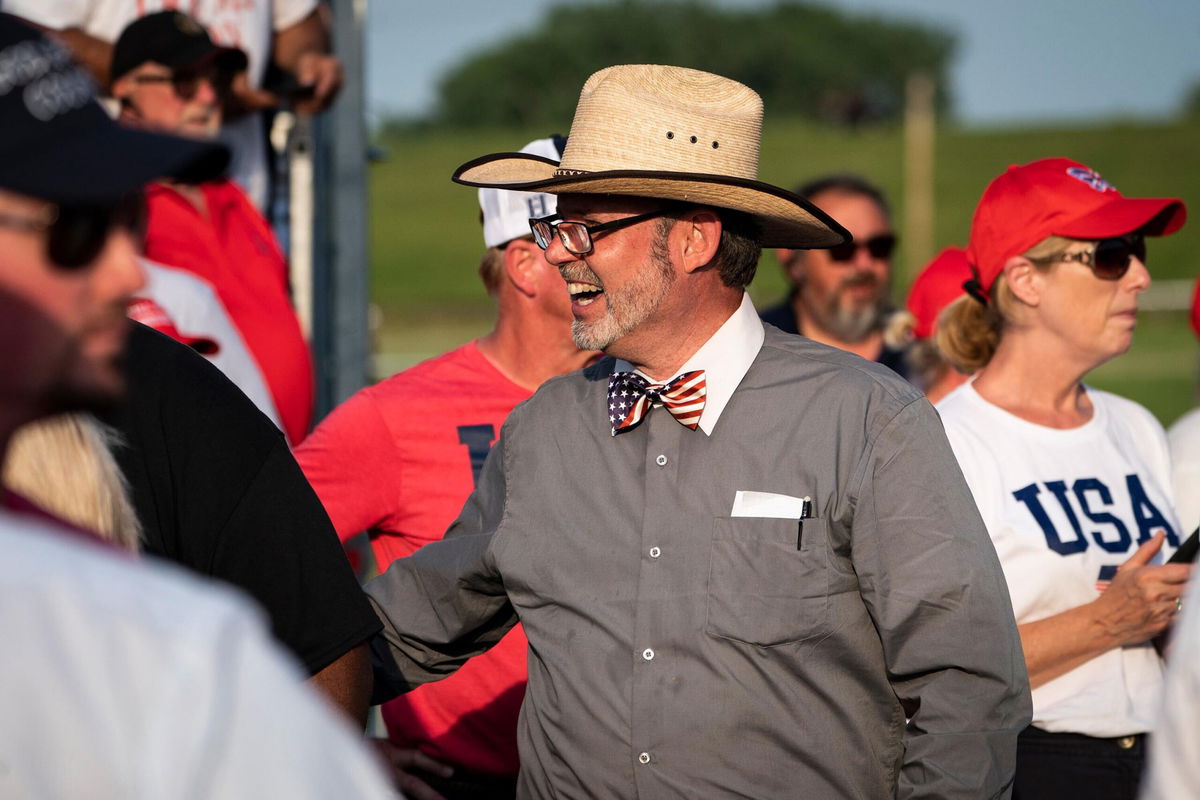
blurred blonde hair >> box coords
[937,236,1072,373]
[882,308,915,352]
[3,413,141,552]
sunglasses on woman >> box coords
[0,194,146,270]
[1054,234,1146,280]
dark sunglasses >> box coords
[0,194,146,270]
[132,67,231,101]
[530,210,668,256]
[1055,234,1146,280]
[827,233,896,263]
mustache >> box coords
[560,263,604,288]
[839,271,880,289]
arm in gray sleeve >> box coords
[850,398,1032,799]
[366,422,518,701]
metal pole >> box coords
[903,71,936,286]
[309,0,371,422]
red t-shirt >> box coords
[143,181,313,445]
[295,341,531,777]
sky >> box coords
[365,0,1200,127]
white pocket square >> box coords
[730,490,809,519]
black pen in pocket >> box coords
[797,496,812,549]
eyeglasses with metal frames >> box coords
[529,209,669,256]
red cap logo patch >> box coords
[1066,166,1116,193]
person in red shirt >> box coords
[110,12,313,444]
[296,136,597,800]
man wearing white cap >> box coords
[364,65,1030,799]
[296,136,596,800]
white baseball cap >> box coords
[478,136,566,248]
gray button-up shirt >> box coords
[368,317,1031,799]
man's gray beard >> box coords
[824,302,884,343]
[569,236,676,352]
[800,280,887,344]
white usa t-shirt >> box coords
[4,0,316,209]
[938,380,1180,737]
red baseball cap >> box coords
[128,297,219,355]
[907,246,972,339]
[966,157,1186,292]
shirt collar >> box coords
[613,292,764,435]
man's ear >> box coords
[502,240,541,298]
[675,208,722,275]
[1003,255,1043,307]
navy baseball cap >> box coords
[111,11,248,82]
[0,13,229,205]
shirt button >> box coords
[1117,736,1137,750]
[649,546,661,559]
[642,648,655,661]
[638,752,651,765]
[655,454,668,467]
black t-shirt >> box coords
[104,323,381,674]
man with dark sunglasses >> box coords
[0,15,393,797]
[761,173,912,378]
[110,11,315,447]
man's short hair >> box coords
[795,174,890,220]
[713,209,762,288]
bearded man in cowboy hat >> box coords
[366,64,1031,799]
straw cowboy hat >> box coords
[452,64,850,249]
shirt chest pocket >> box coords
[705,516,831,647]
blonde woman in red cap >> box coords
[936,158,1191,800]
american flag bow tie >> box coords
[607,370,707,436]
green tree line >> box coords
[429,0,955,130]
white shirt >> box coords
[937,381,1180,737]
[1140,575,1200,799]
[4,0,317,209]
[0,509,398,799]
[614,291,764,435]
[1167,406,1200,537]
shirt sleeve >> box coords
[850,397,1032,799]
[115,325,380,675]
[365,417,518,701]
[209,436,383,674]
[295,387,403,541]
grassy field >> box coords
[367,116,1200,425]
